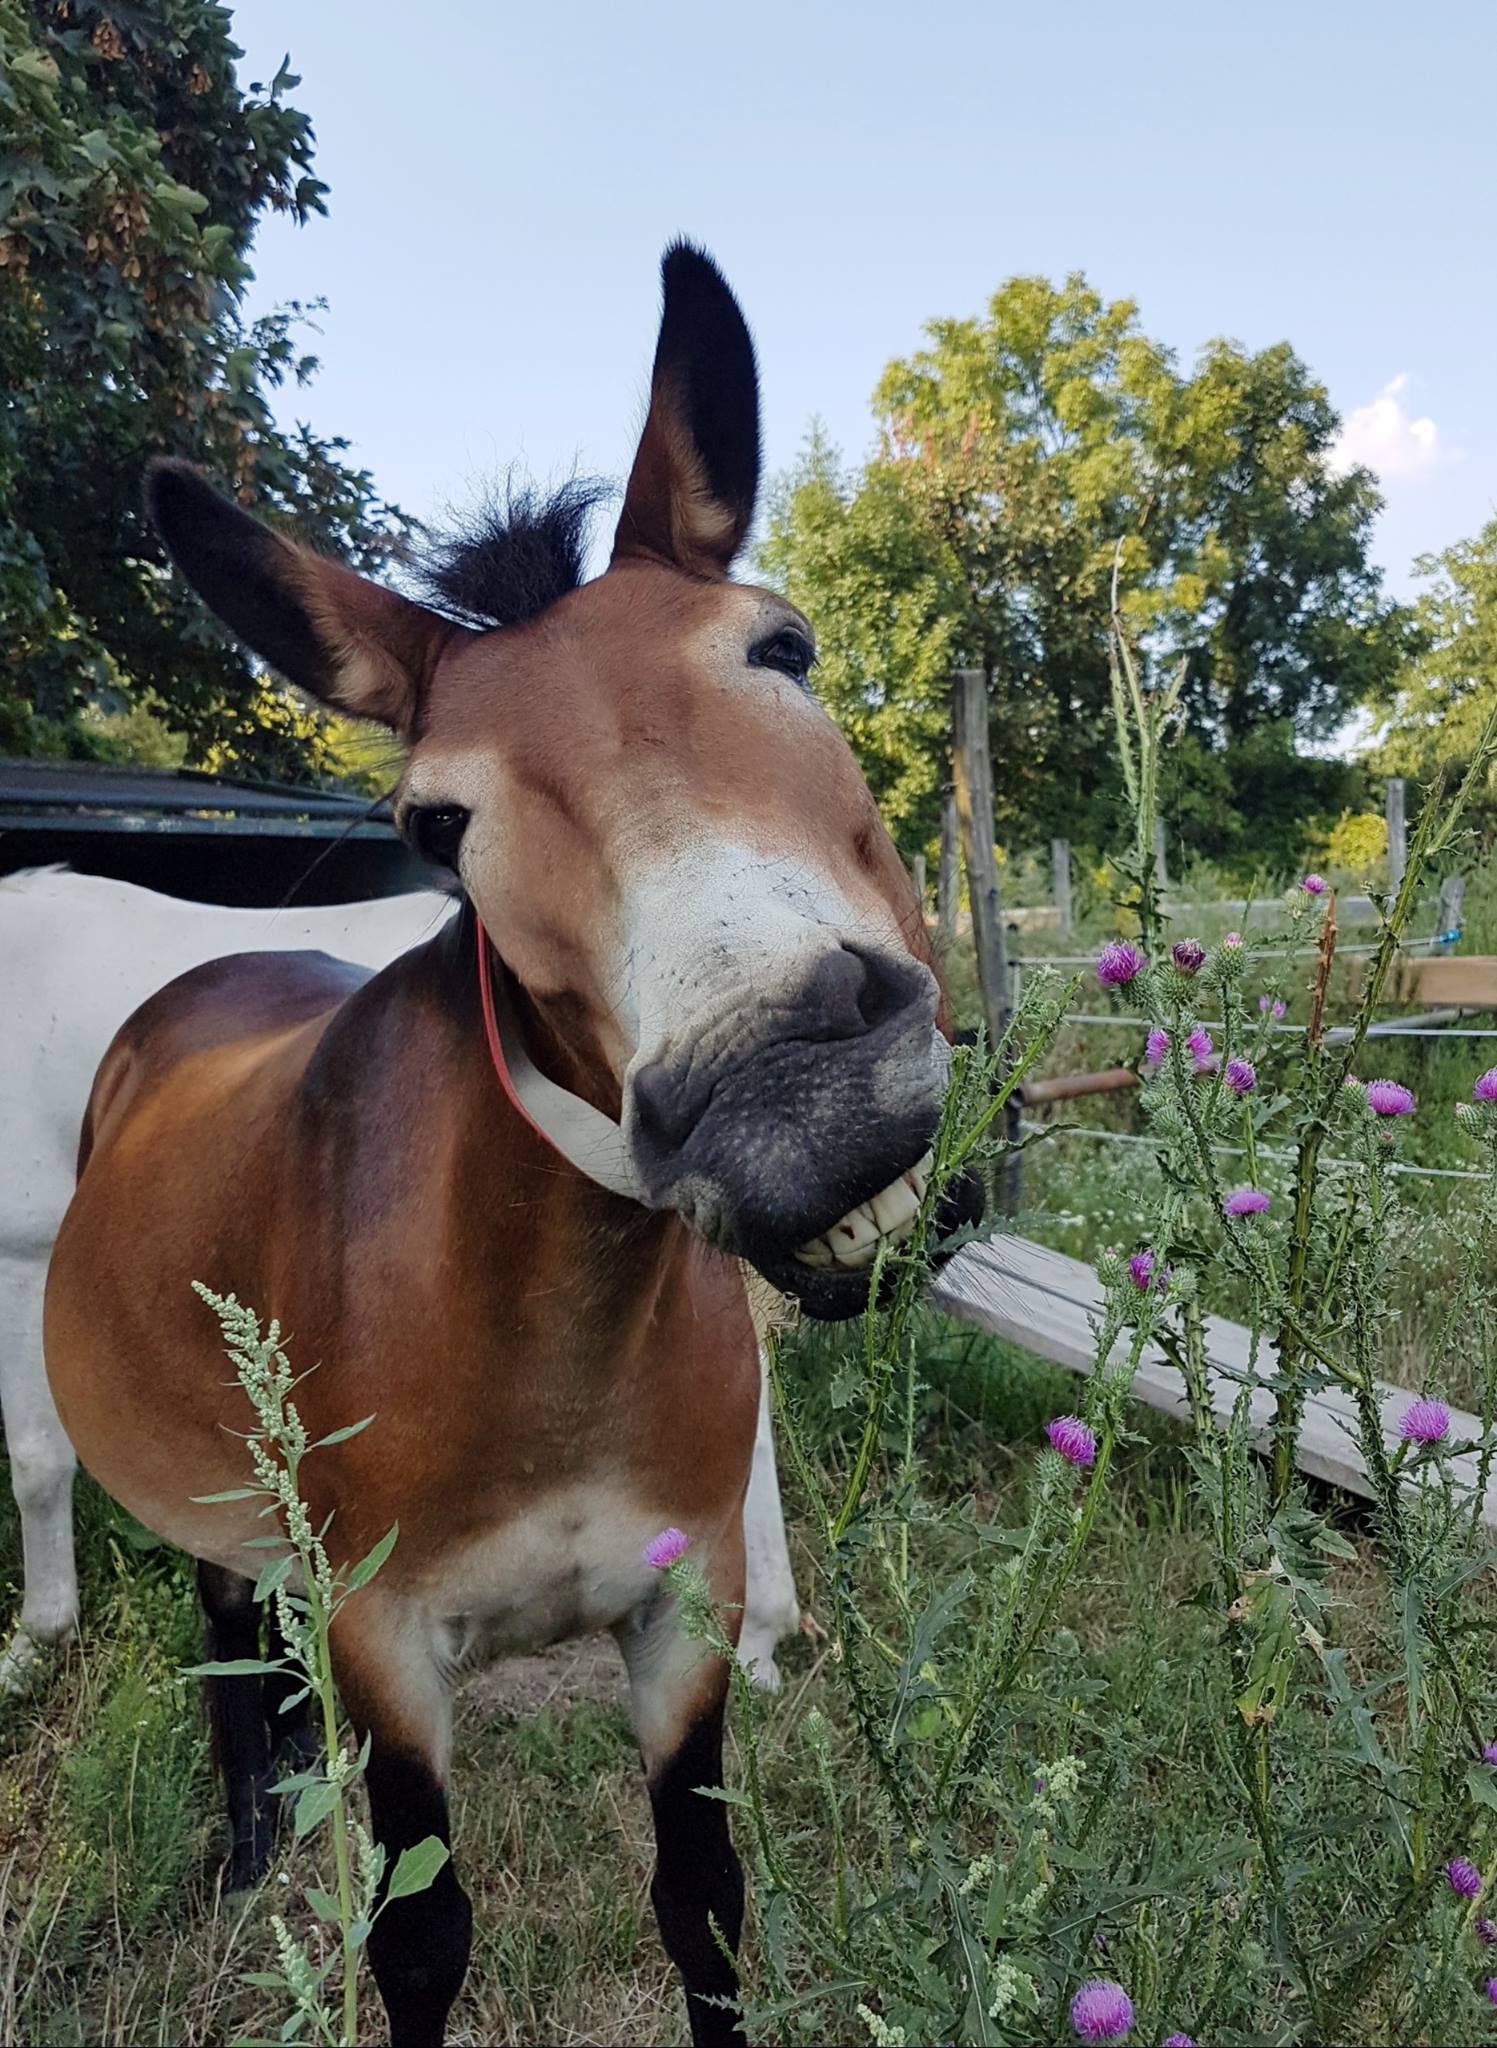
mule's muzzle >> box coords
[628,945,987,1320]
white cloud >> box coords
[1331,373,1462,483]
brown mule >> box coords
[45,244,982,2046]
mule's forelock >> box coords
[415,475,611,631]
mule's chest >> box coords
[433,1482,677,1664]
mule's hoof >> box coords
[736,1631,784,1692]
[0,1623,73,1697]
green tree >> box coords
[761,274,1405,872]
[0,0,409,780]
[1374,517,1497,839]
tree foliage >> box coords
[1374,518,1497,841]
[762,275,1405,871]
[0,0,409,780]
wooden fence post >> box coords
[1437,873,1466,950]
[936,790,959,949]
[952,667,1019,1212]
[1387,778,1407,896]
[1051,836,1072,938]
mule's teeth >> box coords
[835,1204,880,1255]
[870,1177,919,1236]
[794,1235,834,1269]
[834,1235,879,1269]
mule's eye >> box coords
[409,804,470,870]
[750,627,816,686]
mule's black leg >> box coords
[362,1748,472,2048]
[197,1560,275,1891]
[647,1700,746,2047]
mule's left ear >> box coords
[611,242,761,578]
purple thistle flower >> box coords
[1186,1025,1214,1065]
[1258,994,1287,1019]
[1484,1743,1497,1767]
[1448,1857,1483,1900]
[1069,1979,1134,2043]
[1128,1250,1156,1291]
[1488,1978,1497,2006]
[1475,1068,1497,1103]
[1223,931,1244,947]
[1171,940,1206,975]
[1163,2037,1197,2048]
[1224,1186,1270,1218]
[1302,873,1328,896]
[1400,1398,1450,1445]
[1097,940,1143,988]
[1046,1416,1098,1468]
[642,1527,691,1570]
[1366,1078,1416,1116]
[1145,1027,1170,1067]
[1476,1917,1497,1946]
[1225,1057,1257,1096]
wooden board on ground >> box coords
[929,1235,1497,1530]
[1388,955,1497,1008]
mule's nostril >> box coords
[632,1059,695,1152]
[844,945,920,1032]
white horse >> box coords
[0,867,800,1690]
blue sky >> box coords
[232,0,1495,601]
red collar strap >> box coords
[475,916,644,1203]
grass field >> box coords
[1,1307,1485,2046]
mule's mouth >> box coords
[744,1156,985,1321]
[791,1150,932,1271]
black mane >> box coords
[414,475,610,630]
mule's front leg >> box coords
[619,1542,748,2047]
[336,1601,472,2048]
[1,1254,79,1691]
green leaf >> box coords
[1466,1764,1497,1815]
[347,1916,373,1950]
[10,47,60,83]
[276,1687,311,1717]
[293,1779,341,1838]
[190,1487,263,1504]
[1233,1577,1298,1727]
[311,1414,375,1449]
[304,1885,342,1921]
[253,1552,295,1602]
[267,1764,320,1796]
[384,1837,449,1903]
[182,1658,286,1679]
[341,1523,399,1596]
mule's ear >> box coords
[611,242,761,578]
[145,460,458,736]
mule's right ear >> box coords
[146,461,461,736]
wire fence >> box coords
[1052,1012,1497,1043]
[1021,1117,1489,1185]
[1014,929,1462,969]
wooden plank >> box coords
[929,1236,1497,1528]
[1388,956,1497,1007]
